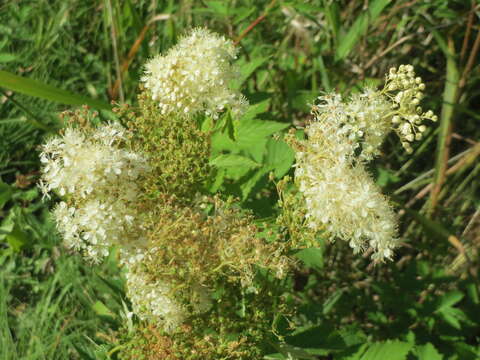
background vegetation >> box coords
[0,0,479,359]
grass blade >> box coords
[429,34,460,214]
[0,70,111,110]
[335,0,392,61]
[323,0,341,46]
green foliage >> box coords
[0,219,125,360]
[118,277,287,360]
[0,184,45,252]
[210,100,293,200]
[334,0,392,61]
[1,0,479,359]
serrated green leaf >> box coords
[0,70,111,110]
[240,99,271,122]
[226,166,255,180]
[15,188,39,202]
[0,212,15,240]
[452,342,480,360]
[337,327,367,348]
[215,110,236,141]
[206,168,225,193]
[438,307,467,329]
[415,343,443,360]
[340,344,369,360]
[435,291,464,311]
[358,340,413,360]
[210,154,260,180]
[210,154,260,169]
[212,118,289,163]
[376,168,401,187]
[291,90,317,112]
[295,248,324,271]
[236,119,289,161]
[264,137,295,178]
[286,324,346,353]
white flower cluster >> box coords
[39,123,149,262]
[385,64,437,153]
[293,65,436,261]
[142,28,248,119]
[125,266,212,333]
[125,270,186,333]
[311,91,392,161]
[296,96,398,261]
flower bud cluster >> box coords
[39,121,149,262]
[384,64,437,153]
[142,28,248,119]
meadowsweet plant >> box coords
[39,28,300,359]
[289,65,436,261]
[38,24,438,357]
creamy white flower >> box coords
[52,198,146,263]
[295,93,399,261]
[40,123,148,199]
[293,65,437,260]
[125,268,212,333]
[142,27,248,119]
[40,123,149,262]
[296,131,398,260]
[125,270,186,333]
